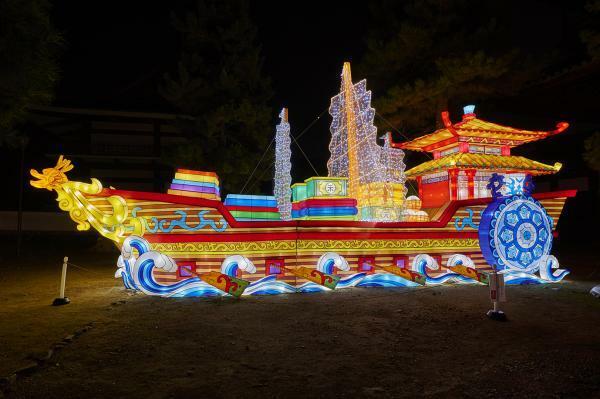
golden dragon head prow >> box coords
[29,155,136,243]
[30,155,73,191]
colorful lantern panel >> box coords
[224,194,281,221]
[168,169,221,201]
[291,177,357,220]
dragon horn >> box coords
[30,168,43,179]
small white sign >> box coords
[489,272,506,302]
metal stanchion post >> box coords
[52,257,71,306]
[487,268,506,321]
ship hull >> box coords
[82,188,575,294]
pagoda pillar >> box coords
[448,169,458,200]
[416,176,423,199]
[465,169,476,199]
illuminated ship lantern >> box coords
[30,63,575,298]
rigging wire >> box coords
[240,106,428,197]
[289,108,329,176]
[294,107,329,141]
[240,137,275,194]
[240,107,327,194]
[292,139,320,176]
[245,162,274,194]
[374,112,434,160]
[373,111,428,195]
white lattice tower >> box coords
[380,133,407,209]
[274,108,292,220]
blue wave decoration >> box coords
[121,240,296,297]
[121,261,136,290]
[222,261,239,277]
[136,258,204,295]
[297,273,426,291]
[167,285,224,297]
[541,268,569,283]
[356,273,421,288]
[538,255,570,282]
[117,236,150,290]
[298,282,330,293]
[296,273,366,293]
[337,273,367,288]
[503,271,545,285]
[244,275,297,295]
[503,270,568,285]
[412,259,476,285]
[131,207,228,233]
[454,208,478,231]
[117,236,568,298]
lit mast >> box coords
[341,63,362,205]
[274,108,292,220]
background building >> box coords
[27,106,190,192]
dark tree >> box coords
[0,0,62,256]
[160,0,273,193]
[581,0,600,60]
[0,0,62,146]
[356,0,555,135]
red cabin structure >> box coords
[390,105,568,208]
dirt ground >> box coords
[0,245,599,398]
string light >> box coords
[274,108,292,220]
[327,62,407,221]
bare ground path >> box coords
[0,252,599,398]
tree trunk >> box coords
[16,139,25,258]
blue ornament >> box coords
[479,195,553,273]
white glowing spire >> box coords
[380,133,407,186]
[274,108,292,220]
[328,63,386,185]
[327,63,407,221]
[328,63,383,186]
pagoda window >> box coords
[469,145,485,154]
[422,171,448,184]
[440,146,459,157]
[484,146,501,155]
[457,172,469,200]
[475,172,493,198]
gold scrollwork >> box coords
[31,157,131,243]
[152,238,478,255]
[298,238,479,251]
[153,241,298,254]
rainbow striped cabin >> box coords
[167,169,221,201]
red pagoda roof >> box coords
[392,108,568,152]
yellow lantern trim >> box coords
[30,156,133,243]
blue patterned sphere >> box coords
[479,195,553,272]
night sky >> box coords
[50,1,367,179]
[49,0,595,184]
